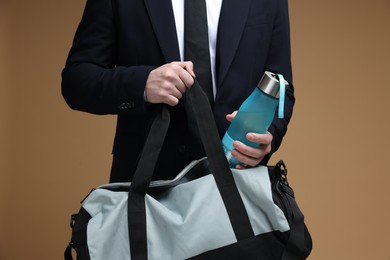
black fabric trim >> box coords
[70,207,92,260]
[188,231,288,260]
[269,162,313,259]
[64,243,73,260]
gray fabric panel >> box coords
[231,167,290,234]
[145,174,236,259]
[84,189,130,260]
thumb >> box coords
[181,61,196,78]
[226,111,238,122]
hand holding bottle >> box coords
[222,71,286,168]
[226,111,273,168]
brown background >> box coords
[1,0,390,259]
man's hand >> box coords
[145,61,195,106]
[226,111,273,169]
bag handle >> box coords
[127,79,254,260]
[183,80,255,238]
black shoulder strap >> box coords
[127,105,170,260]
[185,80,255,240]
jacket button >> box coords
[117,102,135,110]
[178,145,186,153]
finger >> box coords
[181,61,195,78]
[233,141,264,160]
[161,68,185,90]
[169,86,183,99]
[164,94,179,106]
[235,164,247,170]
[164,62,193,92]
[160,80,183,99]
[226,111,238,122]
[246,132,273,145]
[177,68,194,90]
[231,148,261,167]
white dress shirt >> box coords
[171,0,223,99]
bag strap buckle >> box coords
[70,214,77,229]
[276,160,288,185]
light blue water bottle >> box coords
[222,71,287,168]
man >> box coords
[62,0,294,182]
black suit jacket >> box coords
[62,0,295,182]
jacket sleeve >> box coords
[262,0,295,164]
[61,0,155,115]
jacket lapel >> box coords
[144,0,180,62]
[216,0,252,87]
[143,0,252,86]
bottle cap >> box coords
[257,71,289,98]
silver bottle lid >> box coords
[257,71,289,98]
